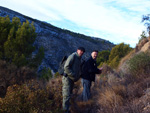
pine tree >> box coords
[3,17,39,67]
[1,16,44,68]
[109,43,132,68]
[0,16,11,58]
[96,50,110,67]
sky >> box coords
[1,0,150,47]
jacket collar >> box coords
[89,56,96,62]
[75,52,81,59]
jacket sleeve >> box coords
[64,54,75,80]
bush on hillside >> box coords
[0,78,63,113]
[0,60,36,97]
[28,46,45,68]
[96,50,110,67]
[118,49,135,75]
[54,72,61,78]
[98,87,124,112]
[109,43,132,69]
[138,31,148,43]
[39,67,53,81]
[127,52,150,79]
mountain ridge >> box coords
[0,6,115,72]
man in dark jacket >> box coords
[62,47,85,113]
[81,50,102,101]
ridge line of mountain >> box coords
[0,6,115,72]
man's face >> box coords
[77,49,84,57]
[91,51,98,60]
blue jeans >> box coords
[81,79,92,101]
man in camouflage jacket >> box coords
[62,47,85,113]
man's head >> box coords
[77,47,85,57]
[91,50,98,60]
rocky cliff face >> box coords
[0,6,114,72]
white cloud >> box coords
[1,0,150,47]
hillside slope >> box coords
[0,6,114,72]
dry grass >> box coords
[0,60,36,97]
[73,100,94,113]
[98,76,108,89]
[0,78,64,113]
[98,87,123,113]
[101,64,114,75]
[118,50,135,68]
[1,46,150,113]
[124,77,150,113]
[107,73,121,86]
[112,85,127,98]
[127,77,150,99]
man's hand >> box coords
[99,67,103,70]
[99,67,103,73]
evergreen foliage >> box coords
[0,16,11,58]
[54,72,61,78]
[0,16,44,68]
[96,50,110,67]
[142,14,150,36]
[127,52,150,78]
[40,67,53,80]
[29,47,45,68]
[138,31,148,43]
[108,43,132,68]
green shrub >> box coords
[109,43,132,68]
[54,72,61,78]
[97,50,110,67]
[127,52,150,78]
[0,16,44,68]
[109,56,120,69]
[40,67,53,80]
[138,31,147,43]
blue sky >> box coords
[1,0,150,47]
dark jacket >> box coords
[82,56,100,82]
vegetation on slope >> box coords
[0,16,44,67]
[1,13,150,113]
